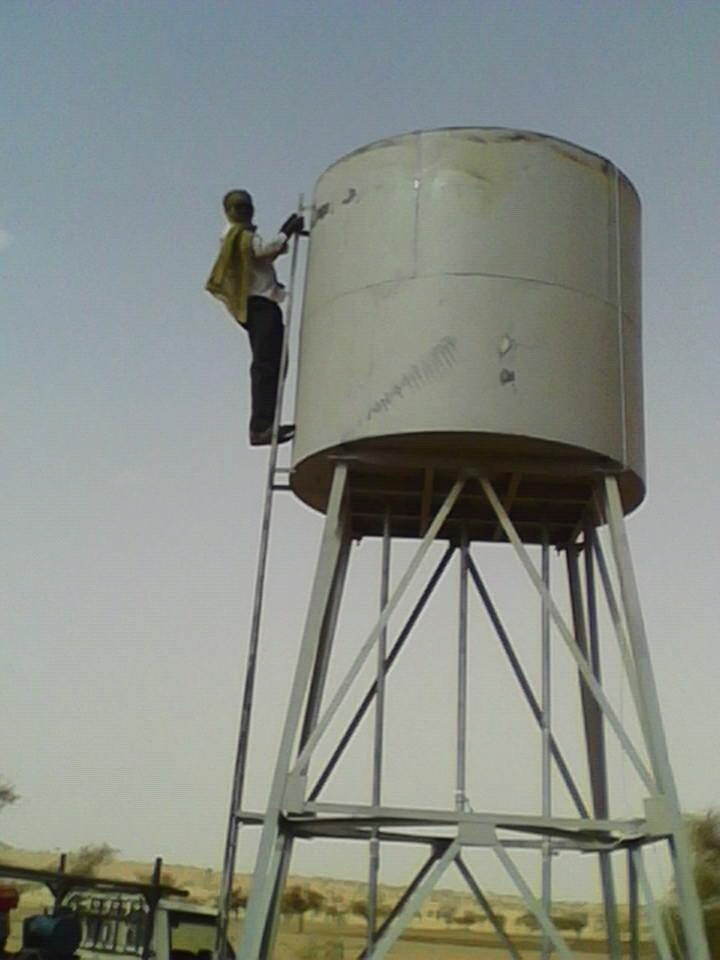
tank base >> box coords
[290,432,644,545]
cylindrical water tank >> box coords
[291,128,644,543]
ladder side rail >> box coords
[268,193,304,452]
[215,198,305,960]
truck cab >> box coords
[67,892,232,960]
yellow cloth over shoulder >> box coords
[205,225,253,326]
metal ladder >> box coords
[214,199,306,959]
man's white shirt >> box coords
[222,224,287,303]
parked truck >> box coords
[0,859,233,960]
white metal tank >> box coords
[290,128,644,543]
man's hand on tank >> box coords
[280,213,305,237]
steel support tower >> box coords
[228,463,707,960]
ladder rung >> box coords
[271,484,291,491]
[274,467,291,474]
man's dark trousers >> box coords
[244,295,284,433]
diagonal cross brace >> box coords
[494,842,574,960]
[309,544,455,801]
[466,553,590,819]
[365,839,461,960]
[479,477,655,794]
[291,476,465,777]
[456,855,522,960]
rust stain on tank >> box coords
[342,137,403,160]
[312,202,331,226]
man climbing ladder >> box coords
[205,189,304,446]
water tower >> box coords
[230,129,708,959]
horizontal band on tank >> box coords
[302,270,638,320]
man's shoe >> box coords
[249,424,295,447]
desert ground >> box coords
[0,846,651,959]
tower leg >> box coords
[258,525,353,960]
[604,476,709,960]
[367,511,390,953]
[237,463,349,960]
[455,529,469,812]
[566,543,621,959]
[540,534,552,960]
[583,535,622,958]
[627,846,640,960]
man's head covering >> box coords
[223,190,254,224]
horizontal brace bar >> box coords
[302,800,644,839]
[235,809,674,850]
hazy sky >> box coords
[1,0,719,903]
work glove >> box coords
[280,213,305,237]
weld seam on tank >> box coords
[613,163,628,464]
[307,272,635,316]
[412,135,422,279]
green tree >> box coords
[323,903,344,926]
[517,911,540,930]
[349,899,368,923]
[69,843,118,876]
[281,885,325,933]
[436,904,456,926]
[664,810,720,958]
[229,887,247,916]
[552,911,588,942]
[305,889,325,915]
[456,910,480,928]
[0,780,18,815]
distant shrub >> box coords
[349,899,368,922]
[229,887,247,915]
[436,904,456,925]
[0,781,18,813]
[456,910,480,928]
[69,844,117,876]
[552,910,589,940]
[518,909,586,940]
